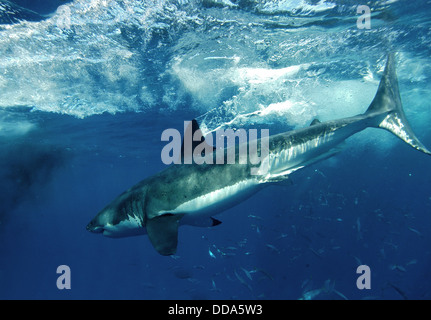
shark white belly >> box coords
[173,178,261,225]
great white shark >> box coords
[87,54,431,256]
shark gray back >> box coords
[87,54,430,256]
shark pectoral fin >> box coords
[146,214,182,256]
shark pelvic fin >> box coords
[146,213,182,256]
[181,216,222,228]
[211,217,222,226]
[366,53,431,156]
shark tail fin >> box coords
[365,53,431,156]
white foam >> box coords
[0,0,184,118]
[234,65,304,85]
[190,60,379,133]
[0,0,429,152]
[258,0,336,15]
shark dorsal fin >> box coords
[181,119,215,163]
[310,118,322,126]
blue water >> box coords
[1,0,431,300]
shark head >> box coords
[86,205,146,237]
[86,206,116,235]
[86,187,148,238]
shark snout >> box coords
[86,220,104,233]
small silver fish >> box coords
[241,267,252,281]
[299,288,323,300]
[265,244,280,254]
[209,247,216,259]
